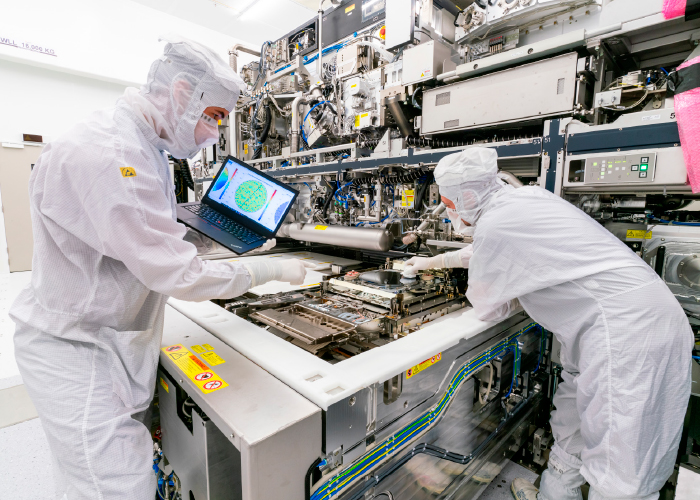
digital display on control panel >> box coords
[583,153,657,185]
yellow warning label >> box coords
[191,344,206,354]
[162,344,228,394]
[406,352,442,379]
[345,3,355,13]
[355,115,360,128]
[244,144,249,154]
[626,230,652,240]
[159,377,169,393]
[202,344,214,351]
[401,189,415,208]
[351,84,357,88]
[315,225,328,230]
[120,167,136,178]
[201,351,225,366]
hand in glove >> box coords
[402,246,473,277]
[249,238,277,254]
[244,259,315,287]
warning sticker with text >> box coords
[201,351,226,366]
[406,353,442,379]
[162,344,228,394]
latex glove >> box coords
[243,259,315,287]
[249,238,277,254]
[402,247,472,277]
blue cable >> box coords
[660,67,669,75]
[693,356,700,361]
[648,215,700,227]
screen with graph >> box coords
[205,159,296,232]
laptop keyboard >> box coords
[184,205,263,245]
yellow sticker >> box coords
[626,230,652,240]
[201,351,225,366]
[159,377,169,393]
[244,144,249,154]
[355,115,360,128]
[202,344,214,351]
[361,113,369,118]
[315,225,328,230]
[191,344,206,354]
[345,3,355,13]
[120,167,136,178]
[401,189,415,208]
[162,344,228,394]
[351,84,357,88]
[406,353,442,379]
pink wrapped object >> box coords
[673,56,700,192]
[663,0,687,18]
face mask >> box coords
[447,208,474,236]
[194,113,219,148]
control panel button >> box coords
[640,164,648,171]
[631,165,639,171]
[640,172,648,178]
[641,157,649,163]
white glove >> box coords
[402,246,473,277]
[243,259,315,287]
[249,238,277,254]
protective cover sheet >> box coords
[663,0,687,18]
[673,56,700,192]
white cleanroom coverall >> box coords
[469,187,692,500]
[410,147,693,500]
[10,36,306,500]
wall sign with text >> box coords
[0,36,57,57]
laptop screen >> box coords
[203,157,297,235]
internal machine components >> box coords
[227,262,467,360]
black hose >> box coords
[253,105,272,160]
[305,457,323,500]
[415,171,434,210]
[408,137,466,148]
[322,181,338,221]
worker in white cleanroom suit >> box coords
[403,147,693,500]
[9,36,310,500]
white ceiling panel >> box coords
[130,0,316,48]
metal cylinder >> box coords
[402,203,446,245]
[278,223,394,251]
[386,95,413,137]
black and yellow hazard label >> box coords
[162,344,228,394]
[120,167,136,177]
[159,376,169,393]
[406,353,442,379]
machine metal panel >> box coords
[159,306,322,500]
[385,0,414,50]
[158,369,243,500]
[563,147,688,193]
[421,53,579,135]
[402,40,455,85]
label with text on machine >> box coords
[406,353,442,379]
[161,344,228,393]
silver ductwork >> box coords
[278,223,394,251]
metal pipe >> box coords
[402,203,446,245]
[317,0,325,80]
[278,223,394,251]
[229,44,261,73]
[436,70,456,81]
[290,94,307,164]
[386,95,413,137]
[498,171,524,188]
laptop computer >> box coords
[176,156,298,255]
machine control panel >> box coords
[581,153,657,185]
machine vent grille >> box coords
[444,119,460,129]
[557,78,566,95]
[436,92,451,106]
